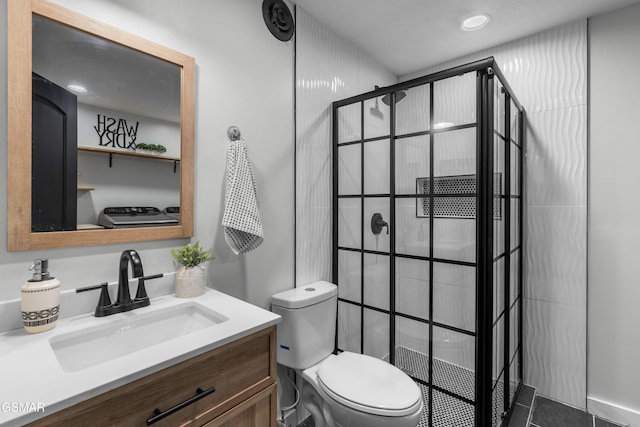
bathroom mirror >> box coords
[7,0,195,251]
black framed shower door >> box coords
[331,57,525,427]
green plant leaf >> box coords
[170,241,215,268]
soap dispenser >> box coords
[21,259,61,333]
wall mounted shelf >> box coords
[78,146,180,171]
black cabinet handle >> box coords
[146,386,215,425]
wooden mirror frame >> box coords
[7,0,195,251]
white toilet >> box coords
[271,281,423,427]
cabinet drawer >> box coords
[204,383,276,427]
[27,326,276,427]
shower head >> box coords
[381,90,407,106]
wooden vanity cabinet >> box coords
[26,326,277,427]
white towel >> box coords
[222,139,264,254]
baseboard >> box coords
[587,396,640,427]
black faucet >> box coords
[115,249,150,311]
[76,249,153,317]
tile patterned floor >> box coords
[296,364,627,427]
[506,384,534,427]
[297,388,628,427]
[527,395,627,427]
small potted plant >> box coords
[170,241,214,298]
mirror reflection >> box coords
[32,14,181,232]
[7,0,194,251]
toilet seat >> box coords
[316,352,422,417]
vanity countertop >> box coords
[0,289,280,426]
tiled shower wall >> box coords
[295,7,396,285]
[296,8,587,410]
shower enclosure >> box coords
[332,58,524,427]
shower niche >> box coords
[332,58,524,427]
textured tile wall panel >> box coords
[492,22,587,112]
[296,207,331,285]
[296,8,358,286]
[526,206,587,307]
[526,106,587,207]
[524,298,587,409]
[296,118,332,209]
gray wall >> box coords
[589,3,640,424]
[0,0,294,310]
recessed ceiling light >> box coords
[461,13,491,31]
[67,84,87,93]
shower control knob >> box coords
[371,213,389,235]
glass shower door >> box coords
[333,59,524,427]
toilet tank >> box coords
[271,281,337,370]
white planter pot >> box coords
[175,265,206,298]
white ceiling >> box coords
[291,0,640,76]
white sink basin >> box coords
[49,302,228,372]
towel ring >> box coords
[227,126,241,141]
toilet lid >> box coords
[316,352,422,417]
